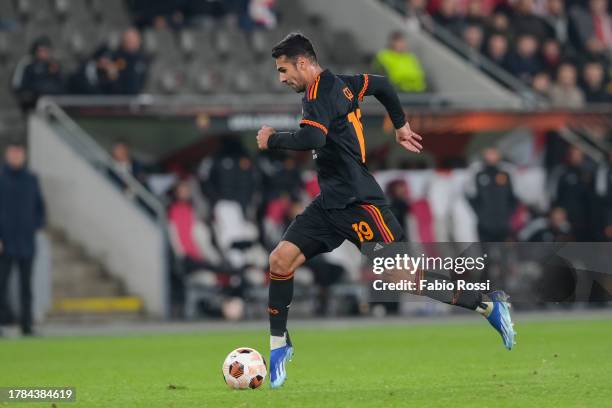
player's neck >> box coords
[306,65,324,87]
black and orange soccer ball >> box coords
[222,347,267,389]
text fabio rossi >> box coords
[373,279,491,292]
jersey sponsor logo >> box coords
[343,86,354,101]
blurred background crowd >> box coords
[0,0,610,332]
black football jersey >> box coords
[300,69,388,209]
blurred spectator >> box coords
[485,33,510,68]
[11,36,64,112]
[432,0,462,32]
[544,0,570,45]
[385,179,411,239]
[107,140,148,195]
[111,28,149,95]
[399,0,431,27]
[532,71,553,95]
[511,0,552,39]
[0,142,45,336]
[506,34,542,83]
[464,0,487,29]
[249,0,278,30]
[569,0,612,54]
[128,0,186,30]
[199,137,257,213]
[258,151,303,204]
[581,60,612,103]
[373,31,427,92]
[168,180,221,273]
[549,61,586,107]
[167,179,243,317]
[68,46,116,95]
[549,146,595,241]
[488,9,511,36]
[595,152,612,240]
[540,38,563,74]
[518,207,574,241]
[466,147,518,242]
[463,24,485,53]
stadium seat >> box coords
[89,0,130,27]
[231,68,256,94]
[54,0,91,23]
[61,22,98,60]
[0,0,17,20]
[53,0,70,20]
[189,65,226,94]
[143,29,180,61]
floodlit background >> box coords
[0,0,611,331]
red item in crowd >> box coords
[266,197,291,224]
[304,175,320,198]
[168,201,204,260]
[411,198,435,243]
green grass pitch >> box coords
[1,317,611,407]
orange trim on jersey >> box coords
[306,74,321,101]
[300,119,328,135]
[369,204,395,242]
[361,204,391,243]
[312,75,321,100]
[358,74,369,101]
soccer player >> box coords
[256,33,516,389]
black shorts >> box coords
[282,197,405,259]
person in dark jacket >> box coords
[111,28,149,95]
[198,136,258,214]
[11,36,64,112]
[466,147,518,242]
[0,142,45,335]
[67,46,116,95]
[549,146,596,241]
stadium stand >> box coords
[0,0,610,323]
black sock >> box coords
[268,271,294,336]
[417,270,483,311]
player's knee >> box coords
[269,249,292,277]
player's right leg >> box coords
[268,199,343,389]
[268,240,303,389]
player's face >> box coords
[275,56,308,93]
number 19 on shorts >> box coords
[352,221,373,243]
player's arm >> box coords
[344,74,423,153]
[257,91,331,151]
[256,125,326,151]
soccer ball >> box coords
[222,347,267,389]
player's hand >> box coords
[395,122,423,153]
[256,125,276,150]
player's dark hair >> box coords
[271,32,317,62]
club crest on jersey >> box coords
[343,87,354,101]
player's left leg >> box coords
[336,203,516,350]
